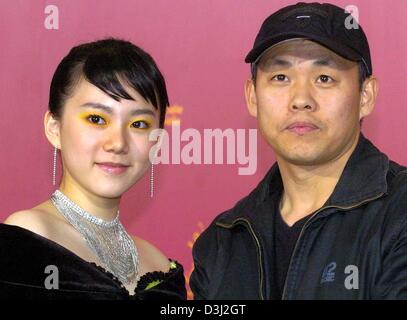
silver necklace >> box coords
[50,189,139,286]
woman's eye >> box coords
[272,74,288,82]
[131,120,150,129]
[87,115,106,125]
[317,75,334,83]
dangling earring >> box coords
[150,163,154,198]
[53,146,58,186]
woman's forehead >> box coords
[64,79,157,113]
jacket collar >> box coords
[324,133,389,207]
[218,133,389,225]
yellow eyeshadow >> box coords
[128,118,153,129]
[79,112,110,126]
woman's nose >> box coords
[103,126,129,154]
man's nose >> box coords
[290,81,317,112]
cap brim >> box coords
[245,32,362,64]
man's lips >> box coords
[96,162,130,174]
[286,122,319,135]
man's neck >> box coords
[277,135,360,227]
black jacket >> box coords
[190,134,407,299]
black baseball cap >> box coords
[245,2,372,76]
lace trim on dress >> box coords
[89,259,181,295]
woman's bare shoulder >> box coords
[3,201,60,238]
[133,235,170,273]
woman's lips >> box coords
[96,163,130,175]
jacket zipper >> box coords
[216,218,265,300]
[281,192,385,300]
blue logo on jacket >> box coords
[321,262,337,283]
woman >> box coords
[0,38,186,299]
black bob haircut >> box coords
[49,38,169,128]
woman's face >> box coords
[55,78,160,199]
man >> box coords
[190,2,407,299]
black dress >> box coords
[0,223,186,299]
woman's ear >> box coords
[245,78,258,118]
[359,76,378,120]
[44,111,61,148]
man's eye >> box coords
[272,74,288,81]
[87,115,106,125]
[317,75,334,83]
[131,120,150,129]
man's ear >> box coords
[44,111,61,148]
[245,78,258,118]
[359,76,378,120]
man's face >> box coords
[246,39,368,166]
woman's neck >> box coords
[57,181,120,221]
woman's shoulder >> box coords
[4,209,48,236]
[3,201,60,238]
[0,208,67,280]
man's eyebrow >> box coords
[80,102,155,116]
[261,55,347,70]
[264,58,293,67]
[313,57,341,68]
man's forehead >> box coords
[258,39,356,70]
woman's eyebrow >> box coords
[80,102,155,116]
[80,102,113,114]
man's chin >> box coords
[277,151,327,167]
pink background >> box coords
[1,0,406,297]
